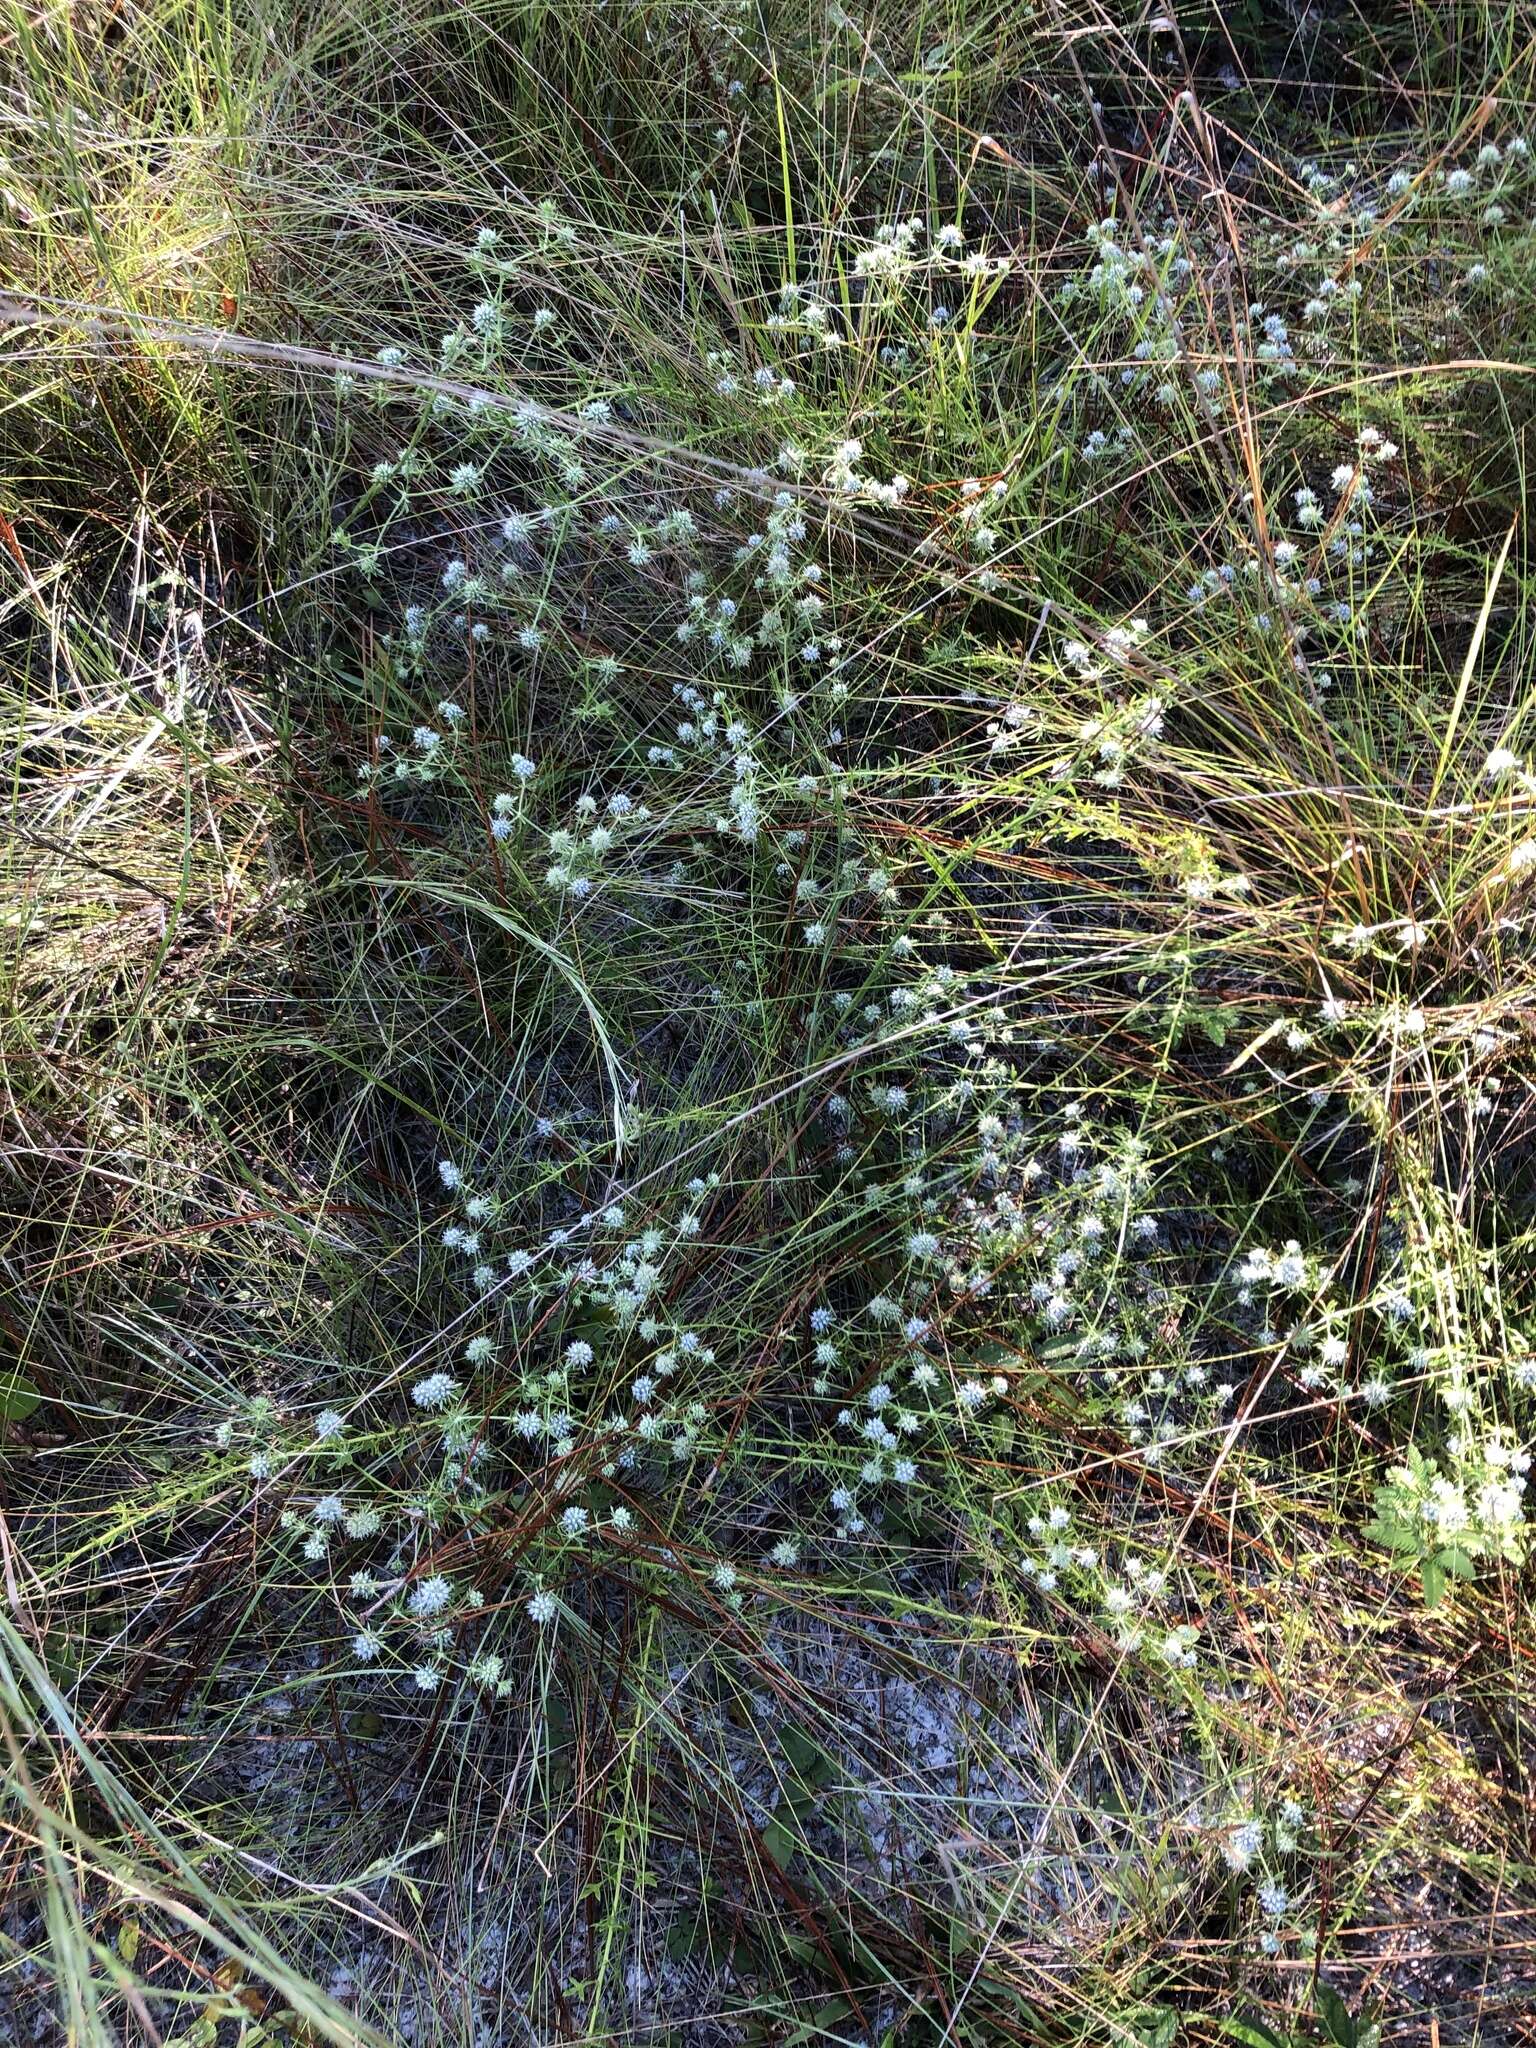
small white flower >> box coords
[408,1575,453,1617]
[1223,1819,1264,1871]
[411,1372,460,1410]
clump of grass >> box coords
[3,3,1535,2044]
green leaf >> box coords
[781,1999,856,2047]
[760,1816,800,1868]
[948,1912,978,1969]
[0,1371,41,1422]
[665,1913,708,1963]
[782,1725,821,1777]
[1134,2008,1178,2048]
[165,2021,219,2048]
[969,1341,1018,1369]
[542,1691,575,1752]
[1316,1983,1358,2048]
[1218,2019,1289,2048]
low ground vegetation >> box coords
[1,2,1534,2043]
